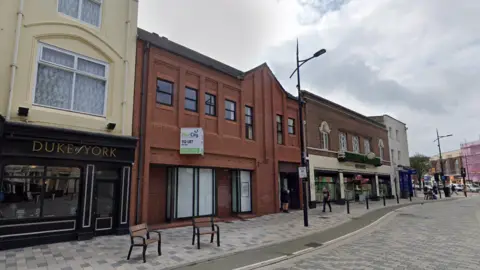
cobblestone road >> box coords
[261,196,480,270]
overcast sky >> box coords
[138,0,480,157]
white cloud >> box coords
[138,0,480,156]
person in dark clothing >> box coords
[322,187,332,212]
[452,184,458,195]
[281,186,290,213]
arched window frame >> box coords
[319,121,331,150]
[378,139,384,161]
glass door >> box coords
[93,169,118,235]
[232,170,252,213]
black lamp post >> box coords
[434,129,453,198]
[289,39,326,227]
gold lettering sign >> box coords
[32,141,118,158]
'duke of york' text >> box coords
[32,141,117,157]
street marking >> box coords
[292,247,313,255]
[232,256,288,270]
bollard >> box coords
[366,197,369,210]
[396,193,400,204]
[383,195,386,206]
[346,200,350,214]
[409,193,412,202]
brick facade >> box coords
[130,29,301,226]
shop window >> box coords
[166,167,216,220]
[314,174,339,202]
[245,106,254,140]
[185,87,198,112]
[276,115,283,144]
[34,44,108,116]
[157,79,174,106]
[205,93,216,116]
[225,100,236,121]
[232,170,252,213]
[0,165,81,220]
[58,0,102,27]
[287,118,295,135]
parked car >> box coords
[466,184,479,192]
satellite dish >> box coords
[366,152,376,160]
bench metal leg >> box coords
[217,229,220,247]
[142,246,147,263]
[127,245,133,260]
[210,233,214,243]
[158,234,162,256]
[192,227,195,245]
[197,228,201,249]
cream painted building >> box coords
[0,0,139,250]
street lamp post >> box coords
[434,129,453,198]
[289,39,326,227]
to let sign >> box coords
[180,128,204,155]
[298,166,308,178]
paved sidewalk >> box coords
[0,196,458,270]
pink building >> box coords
[461,140,480,182]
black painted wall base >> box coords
[116,227,129,235]
[370,196,380,201]
[335,199,346,205]
[77,231,94,241]
[0,232,76,250]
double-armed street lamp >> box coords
[434,129,453,198]
[289,39,326,227]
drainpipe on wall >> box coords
[121,0,132,135]
[6,0,24,120]
[135,41,150,224]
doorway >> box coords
[232,170,252,213]
[93,169,119,235]
[279,172,300,209]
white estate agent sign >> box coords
[180,128,204,155]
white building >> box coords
[369,115,411,196]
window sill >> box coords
[32,104,106,119]
[156,104,174,111]
[185,110,199,116]
[205,114,217,119]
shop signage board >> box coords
[180,128,204,155]
[298,166,307,178]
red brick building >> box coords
[302,91,393,203]
[130,29,302,226]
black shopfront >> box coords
[0,118,136,250]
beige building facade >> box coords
[0,0,138,250]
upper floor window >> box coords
[352,136,360,153]
[391,149,395,163]
[156,79,173,106]
[225,100,236,121]
[364,138,371,154]
[184,87,198,112]
[319,121,330,150]
[395,129,399,141]
[378,139,384,161]
[388,127,392,138]
[455,159,460,173]
[34,44,108,116]
[339,132,347,152]
[58,0,102,28]
[205,93,216,116]
[436,160,441,172]
[398,150,401,162]
[245,106,253,140]
[444,160,450,174]
[287,118,295,135]
[276,115,283,145]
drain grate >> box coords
[319,216,329,219]
[305,242,323,248]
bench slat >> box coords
[130,224,147,232]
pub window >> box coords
[185,87,198,112]
[276,115,283,145]
[245,105,254,140]
[225,100,236,121]
[156,79,174,106]
[205,93,216,116]
[288,118,295,135]
[0,165,81,220]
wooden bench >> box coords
[127,223,161,263]
[192,216,220,249]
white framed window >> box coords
[352,136,360,153]
[339,132,347,152]
[455,159,460,173]
[378,139,384,161]
[319,121,330,150]
[364,138,371,154]
[33,43,108,116]
[58,0,102,28]
[391,149,395,163]
[398,150,401,162]
[388,127,392,138]
[395,129,399,141]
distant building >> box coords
[461,140,480,183]
[430,149,463,184]
[369,115,412,198]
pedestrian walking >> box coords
[452,184,458,195]
[281,186,290,213]
[322,186,332,212]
